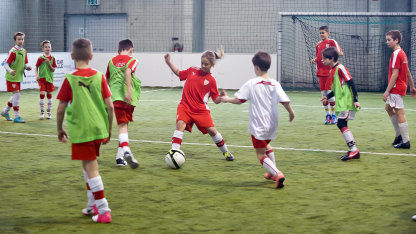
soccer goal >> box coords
[277,12,416,91]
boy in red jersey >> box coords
[106,39,141,168]
[311,26,343,124]
[57,38,113,223]
[35,40,57,119]
[1,32,32,123]
[164,48,234,161]
[383,30,416,149]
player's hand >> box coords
[288,112,295,122]
[36,76,40,81]
[58,130,68,143]
[410,88,416,99]
[10,70,16,76]
[311,58,316,64]
[124,93,132,104]
[26,66,32,71]
[102,133,111,145]
[382,91,389,102]
[164,53,171,63]
[354,102,361,109]
[321,96,328,103]
[220,89,227,97]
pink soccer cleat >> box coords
[263,173,274,180]
[92,211,112,223]
[273,171,285,189]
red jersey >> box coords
[330,63,352,86]
[35,55,57,69]
[57,68,112,103]
[178,66,219,113]
[388,48,409,96]
[315,39,342,77]
[105,55,138,79]
[6,46,28,65]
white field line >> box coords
[141,89,169,93]
[0,131,415,157]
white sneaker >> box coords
[413,214,416,221]
[40,112,44,120]
[46,112,52,119]
[123,151,139,169]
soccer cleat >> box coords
[331,114,337,124]
[46,112,52,119]
[340,150,360,161]
[115,158,127,166]
[92,211,112,223]
[273,171,285,189]
[13,117,25,123]
[264,173,274,180]
[393,141,410,149]
[1,111,12,121]
[223,151,234,161]
[324,114,332,125]
[123,151,139,169]
[82,205,99,217]
[40,112,45,120]
[412,214,416,221]
[392,135,402,146]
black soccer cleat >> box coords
[393,141,410,149]
[392,135,402,146]
[340,150,360,161]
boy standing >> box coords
[35,40,57,119]
[321,47,361,161]
[311,26,343,124]
[383,30,416,149]
[1,32,32,123]
[221,51,294,188]
[106,39,141,168]
[57,38,113,223]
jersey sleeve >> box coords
[178,67,192,81]
[6,51,16,64]
[331,40,342,53]
[234,80,251,101]
[338,65,352,82]
[35,57,43,67]
[52,57,57,68]
[209,78,219,101]
[101,75,112,99]
[105,61,111,80]
[25,50,28,64]
[275,83,290,103]
[392,52,403,69]
[128,58,138,73]
[56,78,72,102]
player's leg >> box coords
[263,144,277,180]
[39,89,46,119]
[329,96,337,124]
[1,90,14,121]
[11,90,24,123]
[337,112,360,161]
[321,89,332,124]
[171,120,186,150]
[83,160,111,223]
[81,170,98,217]
[118,122,139,169]
[255,146,285,188]
[46,92,53,119]
[385,104,402,145]
[393,107,410,149]
[206,126,234,161]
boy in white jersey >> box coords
[221,51,294,189]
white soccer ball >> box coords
[165,149,186,169]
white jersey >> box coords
[234,77,290,140]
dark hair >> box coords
[322,47,339,62]
[118,39,134,52]
[252,51,271,71]
[40,40,51,47]
[72,38,92,61]
[14,32,25,41]
[319,26,329,32]
[386,30,402,44]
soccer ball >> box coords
[165,149,186,169]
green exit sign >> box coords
[87,0,100,5]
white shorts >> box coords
[338,110,356,120]
[386,94,404,109]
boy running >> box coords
[35,40,57,119]
[1,32,32,123]
[57,38,113,223]
[311,26,343,124]
[321,47,361,161]
[220,51,294,188]
[106,39,141,168]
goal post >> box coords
[277,12,416,91]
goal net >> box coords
[278,13,416,92]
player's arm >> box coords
[219,89,242,104]
[407,68,416,98]
[346,79,360,109]
[102,97,114,144]
[124,68,133,104]
[45,59,55,72]
[164,53,179,76]
[57,100,68,143]
[280,102,295,122]
[34,65,40,81]
[383,69,399,101]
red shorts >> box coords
[318,75,332,91]
[114,100,135,125]
[6,81,20,92]
[251,135,271,148]
[177,106,214,134]
[71,139,105,160]
[38,78,55,92]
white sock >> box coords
[398,122,410,143]
[3,96,13,113]
[47,98,52,112]
[261,156,280,177]
[341,127,357,152]
[116,147,124,159]
[40,98,45,113]
[266,148,276,166]
[211,132,228,153]
[88,176,111,215]
[172,130,184,150]
[119,133,131,153]
[83,171,95,207]
[390,115,401,137]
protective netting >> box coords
[280,15,416,92]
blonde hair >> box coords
[40,40,51,48]
[202,46,224,65]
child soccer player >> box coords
[106,39,141,168]
[35,40,57,119]
[1,32,32,123]
[321,47,361,161]
[220,51,294,189]
[57,38,113,223]
[164,48,234,161]
[311,26,343,124]
[383,30,416,149]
